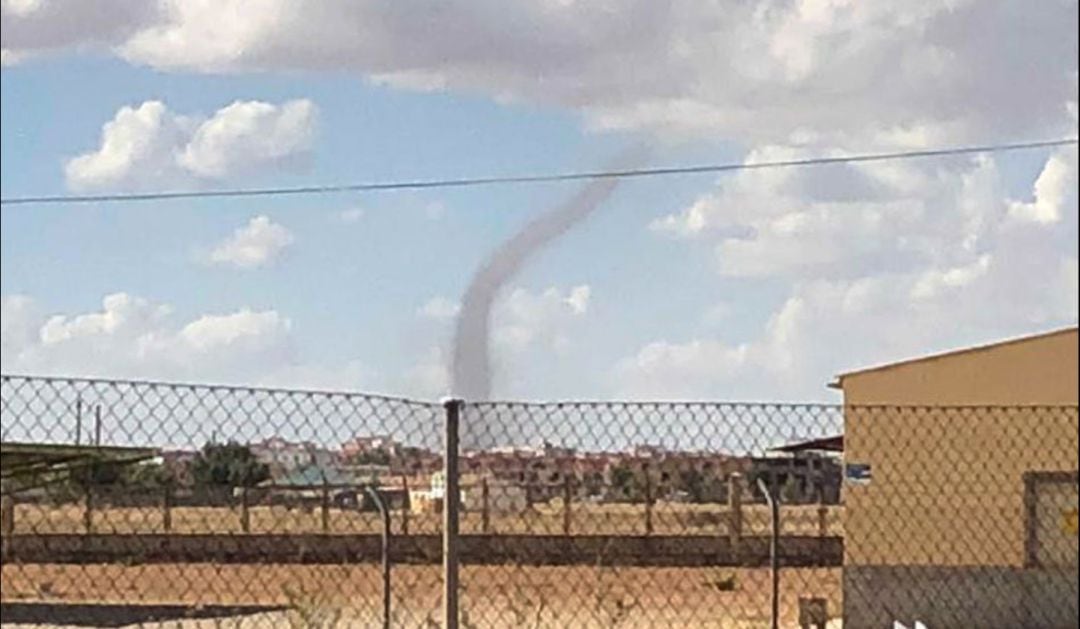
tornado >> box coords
[451,148,646,401]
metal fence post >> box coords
[756,478,780,629]
[481,477,490,534]
[442,398,463,629]
[365,486,392,629]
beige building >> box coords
[831,327,1079,628]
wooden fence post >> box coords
[562,476,573,535]
[728,473,743,561]
[162,484,173,533]
[817,486,829,561]
[401,475,410,535]
[83,486,94,534]
[240,487,250,533]
[643,473,653,536]
[1,494,14,536]
[1,494,15,560]
[321,481,331,534]
[481,477,490,534]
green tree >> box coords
[191,441,269,488]
[780,475,801,503]
[609,464,639,501]
[678,468,707,503]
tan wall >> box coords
[844,406,1078,566]
[840,329,1080,568]
[839,328,1078,406]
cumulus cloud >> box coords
[1008,147,1078,224]
[0,291,379,393]
[2,292,289,381]
[4,2,1075,147]
[650,147,1022,281]
[1,294,41,356]
[177,100,316,178]
[65,99,316,191]
[205,215,294,270]
[616,148,1079,400]
[493,285,591,355]
[1,0,158,61]
[409,284,593,397]
[1,48,25,66]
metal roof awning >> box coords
[1,441,160,486]
[769,435,844,454]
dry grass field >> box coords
[1,563,842,628]
[6,502,842,537]
[2,502,843,626]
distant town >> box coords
[158,433,842,514]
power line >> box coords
[1,137,1076,207]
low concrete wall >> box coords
[844,565,1079,629]
[0,533,842,567]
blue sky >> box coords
[2,1,1077,406]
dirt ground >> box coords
[7,503,842,537]
[1,563,841,628]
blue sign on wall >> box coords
[845,463,872,484]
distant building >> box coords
[749,436,842,504]
[249,437,335,478]
[340,435,400,459]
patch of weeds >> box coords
[706,571,739,592]
[283,584,344,629]
[592,542,639,628]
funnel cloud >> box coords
[451,148,647,400]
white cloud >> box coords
[564,285,591,315]
[3,2,1074,147]
[336,208,365,224]
[1,48,25,66]
[64,101,194,191]
[616,148,1079,400]
[615,256,1079,401]
[178,99,316,178]
[65,99,317,191]
[3,292,287,381]
[493,285,591,354]
[205,215,294,270]
[1,294,41,357]
[417,296,460,321]
[650,147,1018,281]
[1,0,158,59]
[909,255,992,301]
[0,291,375,391]
[1008,147,1078,224]
[403,346,451,399]
[409,284,593,397]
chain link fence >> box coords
[1,374,1077,628]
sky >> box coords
[2,0,1078,406]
